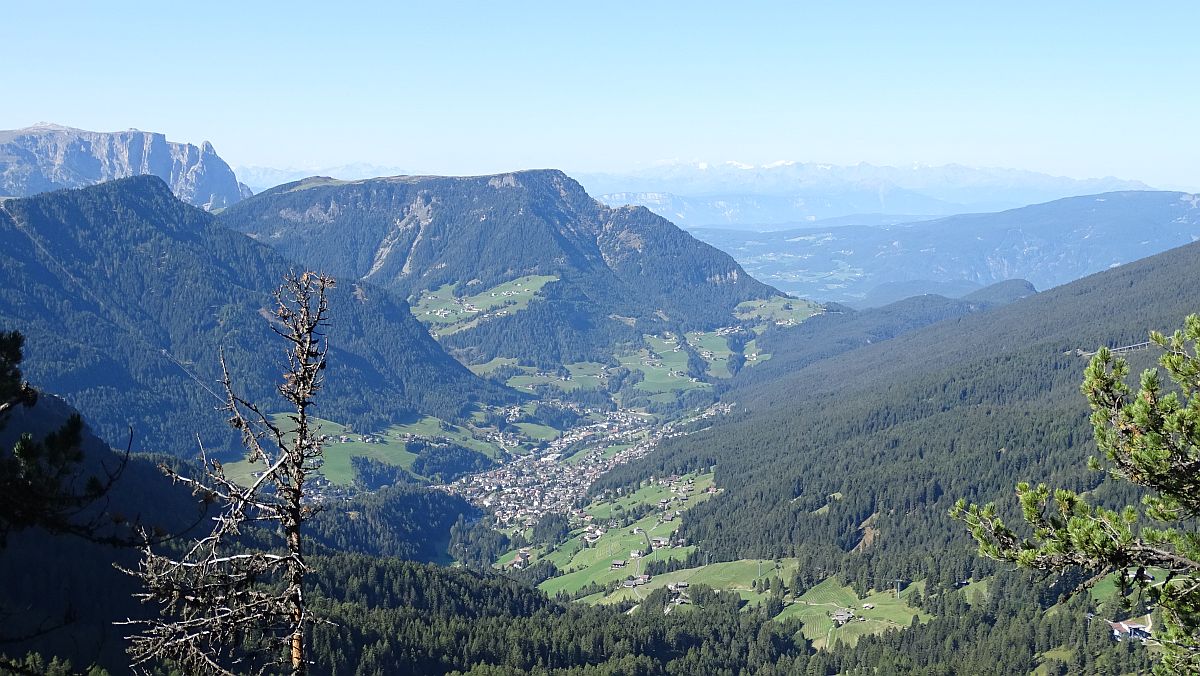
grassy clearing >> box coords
[776,578,930,649]
[743,338,771,366]
[389,415,503,458]
[565,362,609,386]
[735,296,821,331]
[616,335,710,398]
[412,275,558,336]
[509,372,578,392]
[685,331,735,378]
[522,474,715,597]
[515,422,560,441]
[585,479,678,522]
[468,357,519,376]
[506,360,610,393]
[1033,647,1075,675]
[223,416,417,486]
[960,578,990,606]
[566,442,632,466]
[223,414,507,487]
[589,558,799,607]
[1088,567,1167,603]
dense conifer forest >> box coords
[0,178,515,456]
[596,238,1200,591]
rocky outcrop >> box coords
[0,123,245,210]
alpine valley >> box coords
[1,125,1197,675]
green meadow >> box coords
[412,275,559,336]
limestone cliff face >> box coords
[0,123,245,210]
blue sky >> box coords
[4,2,1198,188]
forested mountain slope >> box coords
[596,236,1200,588]
[737,283,1035,388]
[217,170,778,365]
[0,176,514,456]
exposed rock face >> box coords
[0,123,245,210]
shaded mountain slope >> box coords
[0,176,513,456]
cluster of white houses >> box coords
[444,403,732,528]
[443,410,660,526]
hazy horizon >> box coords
[4,3,1198,190]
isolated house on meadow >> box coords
[831,610,855,626]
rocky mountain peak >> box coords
[0,124,245,210]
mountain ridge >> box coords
[218,169,779,366]
[0,124,248,210]
[0,175,514,455]
[690,190,1200,303]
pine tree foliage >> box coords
[953,313,1200,672]
[0,330,97,546]
[121,272,335,675]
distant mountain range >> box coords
[578,161,1152,227]
[0,123,248,210]
[0,176,512,456]
[692,191,1200,305]
[217,170,777,366]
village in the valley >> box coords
[440,402,732,530]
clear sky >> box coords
[4,1,1198,188]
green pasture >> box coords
[592,558,799,606]
[518,473,714,597]
[685,331,735,378]
[776,578,930,649]
[411,275,558,335]
[735,296,821,331]
[223,414,504,487]
[743,338,771,366]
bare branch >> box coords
[121,272,335,675]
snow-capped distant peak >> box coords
[724,161,754,170]
[764,160,797,169]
